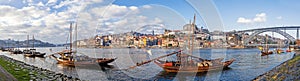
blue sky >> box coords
[113,0,300,39]
[0,0,299,43]
[113,0,195,18]
[214,0,300,30]
[114,0,300,31]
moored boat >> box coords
[286,49,292,52]
[51,22,116,66]
[11,49,23,54]
[153,52,235,73]
[145,15,234,72]
[275,49,284,54]
[23,35,46,58]
[286,46,293,52]
[261,51,273,56]
[275,40,285,54]
[8,48,14,52]
[1,48,9,52]
[261,35,273,56]
[128,50,235,73]
[23,49,46,57]
[51,52,116,66]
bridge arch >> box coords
[244,29,296,45]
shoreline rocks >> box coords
[0,55,81,81]
[253,52,300,81]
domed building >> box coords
[182,24,199,34]
[181,14,209,34]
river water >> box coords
[0,47,294,81]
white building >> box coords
[76,40,87,46]
[211,35,226,41]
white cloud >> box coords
[142,5,152,9]
[0,1,74,43]
[53,0,70,9]
[276,16,283,20]
[253,13,266,22]
[91,4,139,19]
[237,17,252,24]
[129,6,138,11]
[37,2,44,7]
[27,0,33,3]
[0,0,164,44]
[237,13,267,24]
[47,0,57,4]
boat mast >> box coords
[75,21,77,51]
[17,40,19,49]
[27,35,29,49]
[70,22,73,52]
[265,34,268,52]
[277,40,280,50]
[188,20,191,53]
[190,14,196,61]
[191,14,196,54]
[32,35,34,49]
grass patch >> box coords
[288,55,300,66]
[0,57,32,81]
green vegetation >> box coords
[0,57,33,80]
[288,55,300,66]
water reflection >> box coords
[0,47,294,80]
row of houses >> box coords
[75,22,224,48]
[74,15,287,48]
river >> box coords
[0,47,294,81]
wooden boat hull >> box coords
[261,51,273,56]
[154,59,235,73]
[23,49,46,57]
[286,50,292,52]
[34,53,46,57]
[156,58,224,64]
[51,55,116,67]
[24,53,46,57]
[275,49,284,54]
[12,50,23,54]
[24,53,35,57]
[2,49,9,52]
[96,58,117,65]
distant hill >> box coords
[55,43,71,47]
[0,39,56,47]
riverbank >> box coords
[0,55,81,81]
[253,51,300,80]
[0,64,17,81]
